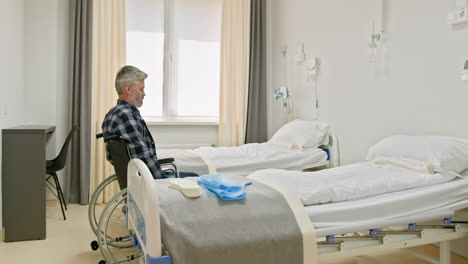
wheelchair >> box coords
[89,133,178,264]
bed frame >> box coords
[125,159,468,264]
[315,131,340,169]
[318,219,468,264]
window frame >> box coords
[139,0,220,124]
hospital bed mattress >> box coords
[248,163,468,237]
[158,143,329,176]
[308,176,468,237]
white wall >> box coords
[56,0,71,145]
[24,0,58,158]
[0,0,26,231]
[23,0,70,199]
[268,0,468,164]
[0,0,70,230]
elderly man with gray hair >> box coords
[101,65,166,178]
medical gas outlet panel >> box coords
[448,0,468,25]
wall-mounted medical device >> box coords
[367,0,385,63]
[296,42,305,63]
[368,22,381,63]
[462,60,468,82]
[274,86,290,100]
[276,45,294,125]
[306,58,319,80]
[448,0,468,25]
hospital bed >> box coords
[157,120,340,176]
[157,134,337,176]
[96,135,468,264]
[89,120,337,240]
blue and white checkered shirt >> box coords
[102,99,164,179]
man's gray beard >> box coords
[131,93,143,108]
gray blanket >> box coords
[155,176,304,264]
[158,149,210,176]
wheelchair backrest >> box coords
[107,139,130,190]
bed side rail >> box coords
[127,158,162,258]
[320,132,340,167]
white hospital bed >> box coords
[157,120,339,176]
[119,160,468,264]
[98,135,468,264]
[157,132,339,177]
[248,165,468,262]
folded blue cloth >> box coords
[197,174,252,200]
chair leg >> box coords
[51,172,67,220]
[53,173,67,210]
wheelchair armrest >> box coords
[158,158,175,164]
[103,135,123,143]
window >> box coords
[126,0,221,121]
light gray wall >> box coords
[24,1,59,127]
[0,2,25,123]
[267,0,468,164]
[23,0,70,200]
[0,0,26,234]
[0,0,70,229]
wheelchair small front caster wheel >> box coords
[90,240,99,251]
[98,260,106,264]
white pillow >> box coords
[269,119,329,149]
[366,135,468,173]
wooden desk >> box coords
[2,125,55,241]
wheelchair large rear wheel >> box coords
[89,174,119,236]
[97,189,142,264]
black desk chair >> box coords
[46,126,79,220]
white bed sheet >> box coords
[248,164,468,237]
[159,143,328,176]
[308,177,468,236]
[247,163,455,205]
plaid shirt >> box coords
[102,99,164,179]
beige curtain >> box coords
[90,0,126,203]
[218,0,251,147]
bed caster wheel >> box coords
[98,260,106,264]
[90,240,99,251]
